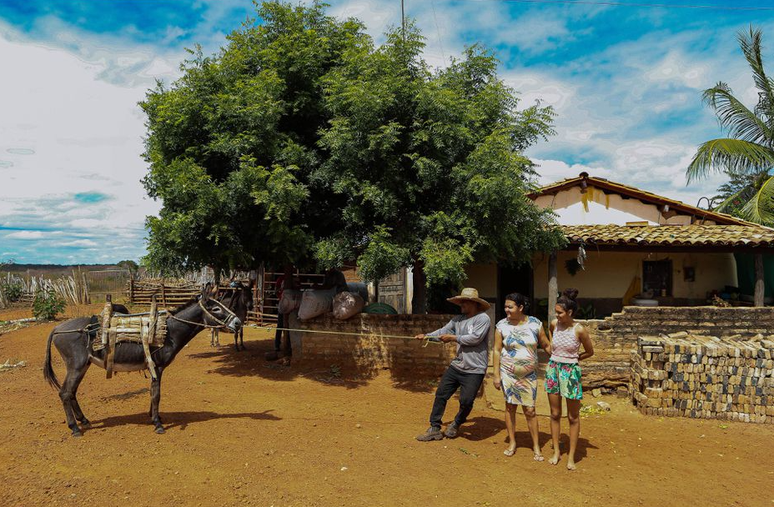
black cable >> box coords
[452,0,774,12]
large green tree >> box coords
[315,27,565,311]
[141,2,366,274]
[687,27,774,225]
[141,1,564,311]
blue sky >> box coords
[1,0,774,264]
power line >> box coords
[431,0,447,64]
[454,0,774,12]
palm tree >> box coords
[687,27,774,225]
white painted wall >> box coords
[534,186,716,226]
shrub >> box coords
[1,282,23,302]
[33,289,66,321]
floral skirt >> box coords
[500,361,538,407]
[544,360,583,400]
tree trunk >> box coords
[548,251,558,323]
[412,260,427,314]
[754,253,765,307]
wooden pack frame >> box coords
[94,296,166,380]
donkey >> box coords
[210,282,253,351]
[43,287,242,437]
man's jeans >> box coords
[429,366,485,428]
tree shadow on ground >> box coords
[188,334,442,393]
[92,409,280,432]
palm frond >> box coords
[738,27,774,115]
[739,175,774,225]
[687,138,774,182]
[703,84,771,144]
[713,185,751,214]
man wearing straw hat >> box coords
[414,287,491,441]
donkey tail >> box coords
[43,328,61,390]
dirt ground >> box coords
[1,305,773,507]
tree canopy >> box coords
[687,27,774,225]
[141,1,564,309]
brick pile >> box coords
[631,332,774,424]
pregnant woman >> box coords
[493,292,551,459]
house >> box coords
[465,172,774,321]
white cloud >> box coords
[0,21,164,262]
[4,231,44,239]
[59,239,98,247]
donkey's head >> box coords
[199,284,242,332]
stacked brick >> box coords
[631,332,774,424]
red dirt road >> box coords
[1,306,773,507]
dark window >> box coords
[643,260,672,296]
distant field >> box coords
[1,264,121,278]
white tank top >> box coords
[550,323,580,364]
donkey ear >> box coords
[201,282,212,300]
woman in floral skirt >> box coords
[493,293,551,459]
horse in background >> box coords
[44,286,241,437]
[210,282,253,351]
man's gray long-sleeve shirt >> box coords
[427,312,491,374]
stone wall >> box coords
[289,313,458,377]
[580,306,774,389]
[289,306,774,388]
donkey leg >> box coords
[70,363,92,428]
[149,368,165,434]
[234,329,242,352]
[59,365,89,437]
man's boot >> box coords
[416,426,443,441]
[443,421,460,439]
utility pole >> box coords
[401,0,406,41]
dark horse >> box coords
[210,281,253,351]
[43,287,242,437]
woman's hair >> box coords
[556,288,579,315]
[505,292,530,314]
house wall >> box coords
[532,251,737,300]
[534,186,717,226]
[463,263,498,299]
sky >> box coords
[1,0,774,264]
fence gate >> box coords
[86,269,131,302]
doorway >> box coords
[496,263,534,321]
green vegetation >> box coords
[32,289,66,321]
[140,1,564,311]
[688,27,774,225]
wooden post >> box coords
[129,279,134,305]
[755,253,765,307]
[548,251,558,323]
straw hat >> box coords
[447,287,490,310]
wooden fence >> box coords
[126,279,201,307]
[0,272,90,309]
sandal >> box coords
[503,448,516,457]
[533,452,545,462]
